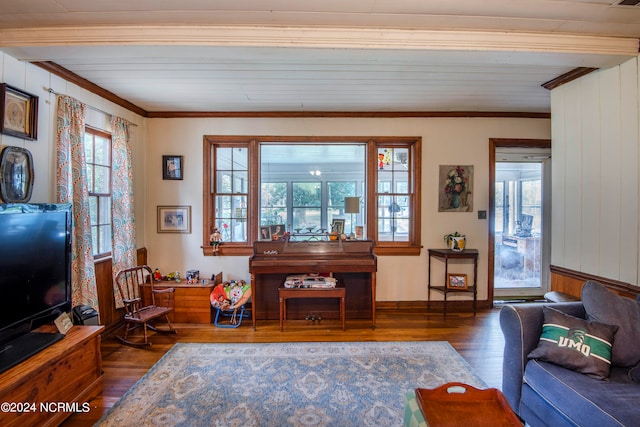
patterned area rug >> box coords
[97,341,486,427]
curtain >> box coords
[110,116,137,308]
[56,96,99,311]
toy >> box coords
[209,227,222,254]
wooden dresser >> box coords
[0,325,104,427]
[141,272,223,323]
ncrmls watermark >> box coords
[1,401,91,413]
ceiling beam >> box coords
[2,26,638,59]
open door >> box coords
[489,139,551,301]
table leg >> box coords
[340,295,346,331]
[279,295,284,332]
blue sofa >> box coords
[500,300,640,427]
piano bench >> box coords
[278,287,346,332]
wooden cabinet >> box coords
[142,272,222,323]
[0,325,104,427]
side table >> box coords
[427,248,478,315]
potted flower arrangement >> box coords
[444,231,466,252]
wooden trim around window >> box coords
[203,135,422,256]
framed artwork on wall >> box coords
[438,165,474,212]
[0,84,38,141]
[162,155,183,180]
[0,146,34,203]
[157,205,191,233]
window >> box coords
[203,136,421,256]
[84,127,112,257]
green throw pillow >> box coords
[528,306,618,380]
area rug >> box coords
[97,341,486,427]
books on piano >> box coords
[284,275,337,289]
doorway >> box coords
[489,139,551,301]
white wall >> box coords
[0,52,148,243]
[551,57,640,286]
[1,51,553,302]
[146,117,551,301]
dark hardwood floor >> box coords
[63,307,506,426]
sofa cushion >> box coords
[528,306,617,379]
[582,280,640,367]
[523,360,638,427]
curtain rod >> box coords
[45,87,138,127]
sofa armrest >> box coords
[499,302,585,414]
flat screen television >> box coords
[0,203,72,373]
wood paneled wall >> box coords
[551,58,640,287]
[551,265,640,299]
[95,248,148,332]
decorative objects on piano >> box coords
[438,165,474,212]
[344,196,361,239]
[284,274,337,289]
[270,224,286,240]
[444,231,466,252]
[331,218,345,235]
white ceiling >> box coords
[1,0,639,114]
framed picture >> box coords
[157,205,191,233]
[269,224,285,239]
[447,273,468,290]
[355,225,364,239]
[259,226,271,241]
[438,165,474,212]
[162,155,183,180]
[331,219,345,234]
[0,146,34,203]
[0,84,38,140]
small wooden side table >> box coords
[427,248,479,315]
[278,287,346,331]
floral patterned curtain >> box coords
[110,116,137,308]
[56,96,99,312]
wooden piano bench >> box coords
[278,287,346,332]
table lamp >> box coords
[344,196,360,239]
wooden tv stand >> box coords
[0,325,104,427]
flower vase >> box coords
[450,192,461,209]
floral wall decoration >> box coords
[438,165,474,212]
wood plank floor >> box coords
[63,307,505,426]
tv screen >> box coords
[0,203,72,345]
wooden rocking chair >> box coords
[115,265,177,348]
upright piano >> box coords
[248,239,377,330]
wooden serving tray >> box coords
[415,382,522,427]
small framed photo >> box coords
[270,224,285,239]
[331,219,345,234]
[447,273,468,290]
[157,205,191,233]
[162,155,183,180]
[259,226,271,241]
[0,84,38,140]
[355,225,364,239]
